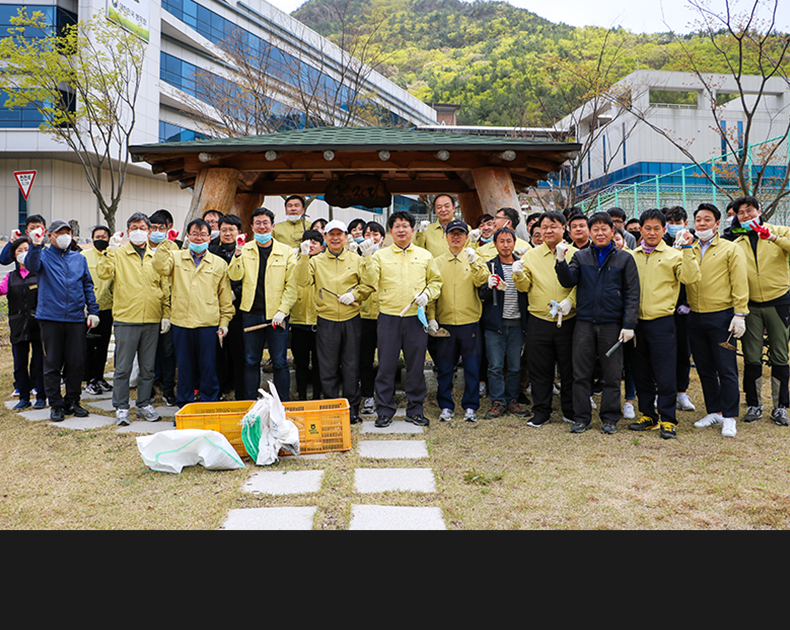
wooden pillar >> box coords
[471,167,521,215]
[183,167,240,233]
[458,192,484,227]
[233,192,263,238]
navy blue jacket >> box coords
[25,243,99,323]
[556,244,639,329]
[479,257,529,333]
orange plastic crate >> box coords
[174,398,351,458]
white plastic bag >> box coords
[137,429,246,474]
[240,382,300,466]
[129,353,139,389]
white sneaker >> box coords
[479,382,487,398]
[721,417,737,437]
[623,401,635,419]
[552,384,560,396]
[694,413,723,428]
[115,408,130,426]
[464,408,477,422]
[562,416,574,424]
[360,397,376,415]
[677,393,696,411]
[439,408,453,422]
[137,404,161,422]
[590,396,597,409]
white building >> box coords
[558,69,790,201]
[0,0,437,238]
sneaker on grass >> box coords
[694,413,723,428]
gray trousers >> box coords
[316,316,362,413]
[112,322,159,410]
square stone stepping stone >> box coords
[85,399,115,411]
[116,420,176,435]
[242,470,324,495]
[349,505,445,530]
[222,506,316,530]
[358,440,428,459]
[360,420,424,435]
[354,468,436,493]
[49,415,116,430]
[81,389,113,401]
[18,408,55,422]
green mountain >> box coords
[292,0,787,127]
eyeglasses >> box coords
[188,231,210,239]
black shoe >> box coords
[13,399,31,410]
[570,421,590,433]
[374,415,392,428]
[601,423,618,435]
[164,392,177,407]
[50,406,65,422]
[526,416,549,428]
[350,415,362,425]
[97,379,113,392]
[517,392,531,405]
[592,380,603,396]
[34,399,47,410]
[406,414,429,427]
[66,403,89,418]
[659,421,677,439]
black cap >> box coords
[444,219,469,234]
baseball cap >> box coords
[324,220,348,234]
[444,219,469,234]
[49,219,71,233]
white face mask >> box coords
[696,228,716,242]
[129,229,148,246]
[287,214,303,223]
[16,252,27,266]
[56,234,72,250]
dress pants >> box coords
[291,324,321,400]
[375,313,428,417]
[112,322,159,410]
[435,322,481,412]
[172,324,219,407]
[359,318,378,398]
[572,321,622,426]
[12,339,45,403]
[316,316,362,413]
[85,308,113,384]
[629,316,677,425]
[39,320,86,410]
[527,315,575,423]
[242,313,290,402]
[688,309,739,418]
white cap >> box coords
[324,220,348,234]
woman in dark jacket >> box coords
[1,237,46,410]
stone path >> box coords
[222,406,446,531]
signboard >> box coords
[14,170,37,200]
[107,0,150,43]
[325,174,391,209]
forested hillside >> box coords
[292,0,789,126]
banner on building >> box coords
[107,0,150,43]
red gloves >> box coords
[167,229,179,241]
[236,234,247,248]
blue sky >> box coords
[273,0,790,34]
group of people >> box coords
[2,192,787,439]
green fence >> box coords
[578,135,790,224]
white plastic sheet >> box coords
[137,429,246,474]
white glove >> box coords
[11,228,22,241]
[293,247,300,257]
[558,299,572,316]
[555,241,568,261]
[729,315,746,339]
[300,240,311,256]
[109,231,123,249]
[414,292,429,308]
[235,234,246,256]
[619,328,635,343]
[359,238,379,257]
[338,291,356,305]
[160,318,170,334]
[468,228,481,242]
[465,247,476,264]
[488,274,501,290]
[30,227,45,246]
[217,326,228,338]
[272,311,287,328]
[427,319,439,334]
[514,247,528,257]
[347,240,360,254]
[87,315,100,329]
[511,259,524,275]
[417,220,430,233]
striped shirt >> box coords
[500,263,521,320]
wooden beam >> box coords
[254,178,471,196]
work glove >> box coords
[487,274,504,290]
[427,319,439,334]
[414,292,429,308]
[511,259,524,275]
[514,247,528,257]
[464,247,477,264]
[160,318,170,334]
[272,311,287,328]
[235,234,246,256]
[558,299,572,316]
[30,227,45,246]
[293,247,300,257]
[347,240,360,254]
[676,305,691,315]
[359,238,379,257]
[747,219,773,240]
[11,228,22,241]
[217,326,228,338]
[338,292,356,305]
[468,228,481,242]
[555,241,568,261]
[109,231,123,249]
[87,315,100,329]
[619,328,635,343]
[417,220,430,233]
[300,240,311,256]
[729,314,746,339]
[167,229,179,242]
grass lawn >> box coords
[1,306,789,529]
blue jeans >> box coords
[242,313,290,401]
[485,323,524,404]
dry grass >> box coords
[1,300,789,529]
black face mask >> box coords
[93,239,109,251]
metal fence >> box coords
[578,135,790,225]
